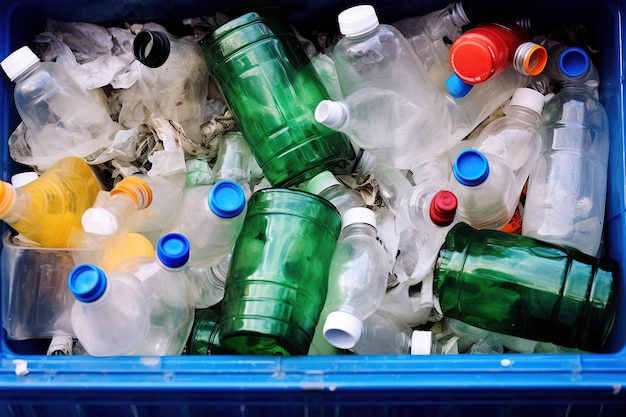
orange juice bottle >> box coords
[0,156,103,248]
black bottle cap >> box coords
[133,30,171,68]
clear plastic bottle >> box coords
[68,231,155,272]
[315,87,453,170]
[304,170,365,217]
[68,263,150,356]
[322,207,394,349]
[164,179,247,267]
[133,30,210,143]
[0,156,103,248]
[212,132,254,185]
[522,48,609,256]
[0,46,119,170]
[115,233,195,356]
[184,253,232,309]
[451,149,519,230]
[81,176,153,236]
[355,152,457,231]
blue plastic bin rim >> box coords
[157,233,190,269]
[559,46,591,78]
[208,179,246,218]
[68,264,107,303]
[453,148,490,186]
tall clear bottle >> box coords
[0,156,103,248]
[164,179,247,267]
[115,233,195,356]
[522,48,609,256]
[133,30,210,143]
[68,263,151,356]
[1,46,119,170]
[322,207,394,349]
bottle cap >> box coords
[68,264,107,303]
[513,42,547,76]
[208,179,246,218]
[509,87,545,115]
[410,330,433,355]
[430,190,458,226]
[1,46,40,82]
[0,181,17,218]
[446,73,473,98]
[354,150,376,175]
[157,233,190,269]
[315,100,348,129]
[450,1,471,27]
[338,5,379,37]
[111,176,153,210]
[341,207,376,229]
[306,170,341,195]
[133,30,171,68]
[10,171,38,188]
[449,35,497,84]
[323,310,364,349]
[453,149,489,186]
[81,207,120,236]
[558,47,590,79]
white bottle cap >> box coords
[81,207,119,236]
[510,87,545,115]
[323,310,364,349]
[341,207,376,229]
[410,330,433,355]
[1,46,40,82]
[338,5,379,37]
[306,170,341,195]
[10,171,38,188]
[315,100,348,129]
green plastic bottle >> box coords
[186,305,222,356]
[434,222,616,352]
[219,188,342,355]
[200,11,355,187]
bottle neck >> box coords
[12,61,42,84]
[342,222,378,239]
[505,105,542,125]
[449,1,471,27]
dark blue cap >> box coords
[453,149,490,186]
[157,233,191,269]
[208,179,246,218]
[446,73,473,98]
[68,264,107,303]
[559,47,590,79]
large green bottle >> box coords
[219,188,341,355]
[435,222,616,352]
[200,11,355,187]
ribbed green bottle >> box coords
[219,188,342,355]
[200,11,355,187]
[435,222,616,352]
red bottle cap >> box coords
[449,23,528,84]
[430,190,458,226]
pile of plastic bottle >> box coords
[0,1,616,357]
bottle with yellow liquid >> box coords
[0,156,103,248]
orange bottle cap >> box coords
[110,176,153,209]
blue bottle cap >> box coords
[157,233,191,269]
[558,47,590,79]
[446,73,473,98]
[68,264,107,303]
[453,149,490,186]
[208,179,246,218]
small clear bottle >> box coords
[184,253,232,309]
[164,179,247,267]
[116,233,195,356]
[1,46,120,170]
[68,263,151,356]
[323,207,394,349]
[82,176,153,236]
[212,132,254,185]
[304,170,365,217]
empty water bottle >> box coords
[164,179,247,267]
[212,132,254,185]
[304,170,365,217]
[115,233,195,356]
[0,156,104,248]
[323,207,394,349]
[185,253,231,309]
[133,30,210,143]
[522,48,609,256]
[68,263,150,356]
[1,46,120,170]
